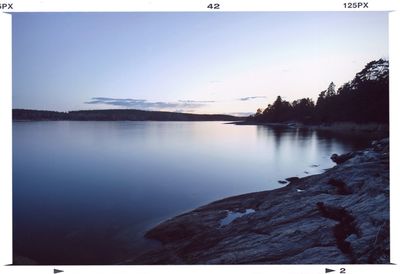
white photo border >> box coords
[1,1,399,274]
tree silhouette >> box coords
[326,82,336,97]
[248,59,388,124]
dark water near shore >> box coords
[13,121,375,264]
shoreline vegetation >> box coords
[127,138,389,264]
[245,59,388,126]
[12,109,243,122]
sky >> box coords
[12,12,388,115]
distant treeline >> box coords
[248,59,389,124]
[12,109,242,122]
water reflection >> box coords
[13,121,379,264]
[256,125,374,155]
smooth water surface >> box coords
[13,121,372,264]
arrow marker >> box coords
[54,269,64,274]
[325,268,335,273]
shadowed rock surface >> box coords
[127,138,389,264]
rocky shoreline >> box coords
[128,138,389,264]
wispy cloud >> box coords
[238,96,267,101]
[85,97,213,110]
[85,96,266,113]
[178,100,216,104]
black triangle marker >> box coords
[325,268,335,273]
[54,269,64,274]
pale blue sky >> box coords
[12,12,388,115]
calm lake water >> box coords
[13,121,373,264]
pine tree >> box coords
[326,82,336,97]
